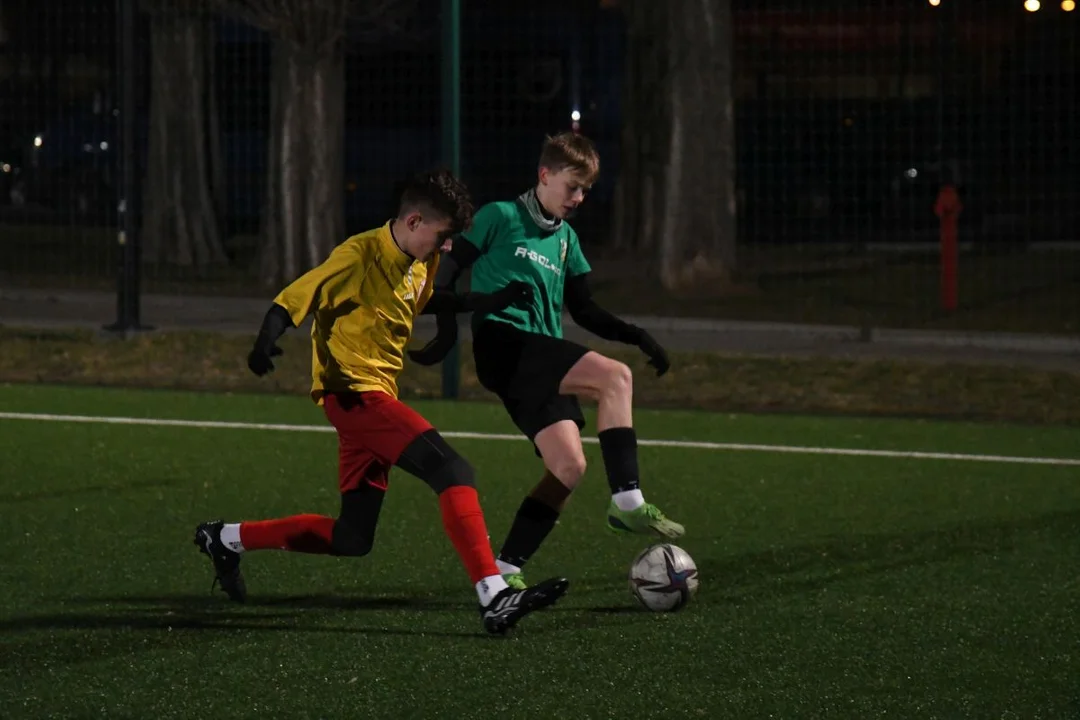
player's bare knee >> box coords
[604,360,633,398]
[549,453,587,487]
[331,520,374,557]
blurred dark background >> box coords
[0,0,1077,333]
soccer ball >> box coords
[628,543,699,612]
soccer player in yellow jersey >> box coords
[194,169,568,635]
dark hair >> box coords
[396,168,475,235]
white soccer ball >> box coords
[628,543,699,612]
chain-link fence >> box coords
[0,0,1076,333]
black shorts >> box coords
[472,320,589,442]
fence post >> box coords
[440,0,462,399]
[105,0,149,335]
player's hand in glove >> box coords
[635,328,670,377]
[473,280,532,313]
[248,343,283,377]
[247,304,293,377]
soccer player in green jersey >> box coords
[410,133,684,591]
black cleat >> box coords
[480,576,569,635]
[194,520,247,603]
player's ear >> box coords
[406,211,423,231]
[537,166,549,186]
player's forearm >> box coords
[564,274,642,345]
[408,310,458,365]
[254,303,296,348]
[420,289,507,315]
[421,290,466,315]
[433,238,481,292]
[568,301,642,344]
[426,239,506,316]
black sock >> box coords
[497,496,560,570]
[598,427,640,494]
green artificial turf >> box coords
[1,384,1078,718]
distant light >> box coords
[2,164,10,173]
[100,141,108,151]
[83,143,94,152]
[929,0,941,6]
[570,110,581,122]
[1063,0,1075,10]
[905,168,919,178]
[1025,0,1040,10]
[33,135,42,147]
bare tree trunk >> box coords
[210,0,419,286]
[142,3,227,268]
[206,32,226,228]
[613,0,737,291]
[258,40,345,286]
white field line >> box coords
[1,411,1079,467]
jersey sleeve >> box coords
[461,202,506,254]
[272,242,365,326]
[566,229,592,277]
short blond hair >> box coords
[539,132,600,185]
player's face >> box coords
[406,213,454,261]
[538,168,591,219]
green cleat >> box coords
[606,501,685,539]
[502,572,528,591]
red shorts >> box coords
[322,391,433,494]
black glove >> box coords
[247,304,292,377]
[471,281,532,313]
[248,343,283,376]
[635,328,670,377]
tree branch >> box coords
[209,0,419,52]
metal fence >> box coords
[0,0,1077,334]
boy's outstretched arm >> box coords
[247,245,360,377]
[421,237,529,315]
[410,238,533,366]
[564,273,670,376]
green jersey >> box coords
[463,200,591,338]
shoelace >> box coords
[642,503,664,521]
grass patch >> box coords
[2,326,1079,425]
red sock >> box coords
[239,514,336,554]
[437,486,500,583]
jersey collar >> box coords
[518,189,562,233]
[380,221,416,271]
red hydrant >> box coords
[934,183,963,312]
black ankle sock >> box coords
[497,496,561,569]
[598,427,640,494]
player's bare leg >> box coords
[558,351,684,539]
[496,421,584,589]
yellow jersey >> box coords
[273,222,438,402]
